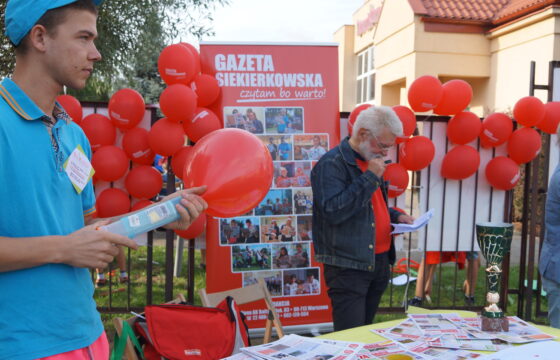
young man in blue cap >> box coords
[0,1,207,358]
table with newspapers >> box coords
[225,307,560,360]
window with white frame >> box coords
[356,46,375,104]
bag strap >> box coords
[110,320,145,360]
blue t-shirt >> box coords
[0,78,100,359]
[278,142,291,160]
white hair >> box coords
[351,106,403,140]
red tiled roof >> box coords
[408,0,559,24]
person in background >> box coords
[539,124,560,329]
[303,135,327,160]
[267,137,278,160]
[245,108,263,134]
[278,135,292,160]
[311,106,413,331]
[0,1,207,358]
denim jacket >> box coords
[311,137,402,271]
[539,163,560,283]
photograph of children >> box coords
[283,268,320,296]
[265,107,304,134]
[255,189,293,216]
[293,188,313,215]
[273,162,295,188]
[224,106,265,134]
[243,271,283,297]
[232,244,271,272]
[271,242,310,269]
[293,134,329,161]
[296,216,312,242]
[219,216,260,245]
[261,216,296,243]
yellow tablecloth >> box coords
[317,306,560,344]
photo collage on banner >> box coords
[221,106,328,298]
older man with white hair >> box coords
[311,106,414,331]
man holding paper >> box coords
[311,106,414,331]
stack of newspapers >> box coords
[224,313,557,360]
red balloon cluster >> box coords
[183,107,222,142]
[96,188,130,218]
[408,76,443,112]
[434,80,473,116]
[485,157,520,190]
[507,127,541,164]
[183,128,273,218]
[149,118,185,156]
[108,88,145,130]
[447,112,481,145]
[125,165,163,200]
[384,163,409,198]
[441,145,480,180]
[81,114,116,151]
[479,113,513,148]
[513,96,545,127]
[122,127,155,165]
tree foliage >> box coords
[0,0,228,102]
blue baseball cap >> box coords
[5,0,103,46]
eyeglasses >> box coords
[368,132,394,151]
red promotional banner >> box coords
[199,42,339,329]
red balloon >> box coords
[183,107,222,142]
[485,156,520,190]
[191,74,221,107]
[513,96,545,127]
[149,118,185,156]
[392,105,416,143]
[441,145,480,180]
[171,146,193,180]
[131,199,154,212]
[91,145,129,182]
[447,111,482,145]
[479,113,513,148]
[183,128,273,218]
[383,163,409,198]
[507,127,542,164]
[125,165,163,199]
[96,188,130,218]
[122,127,155,165]
[538,102,560,134]
[407,76,443,112]
[56,94,82,125]
[180,42,201,76]
[158,43,197,85]
[159,84,197,123]
[434,80,473,116]
[399,136,435,171]
[108,88,145,130]
[175,214,207,239]
[81,113,116,151]
[347,104,372,136]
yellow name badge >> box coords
[63,145,95,194]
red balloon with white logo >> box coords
[108,88,145,130]
[56,94,83,125]
[183,128,273,218]
[479,113,513,148]
[507,127,542,164]
[122,127,155,165]
[383,163,409,197]
[485,156,520,190]
[399,136,435,171]
[407,75,443,112]
[183,107,222,142]
[441,145,480,180]
[171,146,194,180]
[81,113,116,151]
[158,43,197,85]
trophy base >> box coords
[481,316,509,332]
